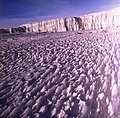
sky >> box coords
[1,0,120,28]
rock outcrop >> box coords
[0,29,10,34]
[1,7,120,33]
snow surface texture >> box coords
[0,29,120,118]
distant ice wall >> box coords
[1,7,120,33]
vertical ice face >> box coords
[2,7,119,34]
